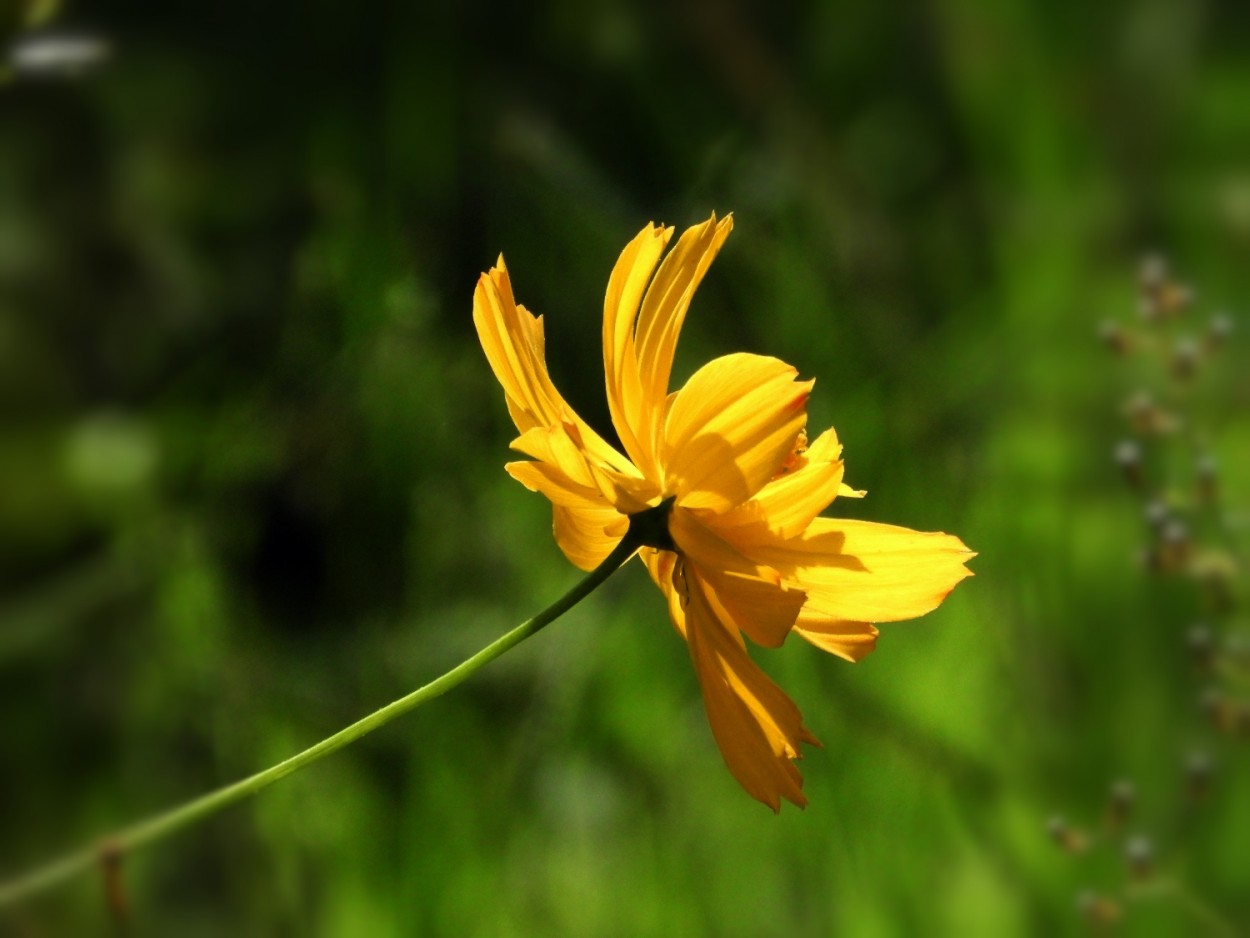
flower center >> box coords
[774,429,809,477]
[626,496,677,552]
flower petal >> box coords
[633,215,733,461]
[641,547,687,632]
[801,426,844,464]
[602,214,734,484]
[756,518,975,623]
[474,259,639,479]
[511,424,657,514]
[511,425,600,490]
[663,353,812,511]
[670,507,802,648]
[792,618,879,663]
[505,460,602,509]
[713,428,846,544]
[702,570,806,650]
[603,223,672,480]
[642,551,817,809]
[681,566,817,811]
[553,504,629,571]
[474,263,561,434]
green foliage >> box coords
[2,1,1247,934]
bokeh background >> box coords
[2,0,1248,934]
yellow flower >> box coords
[474,213,974,810]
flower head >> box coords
[474,213,974,810]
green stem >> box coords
[0,534,642,909]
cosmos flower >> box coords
[474,213,973,810]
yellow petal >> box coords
[511,425,600,490]
[553,505,629,571]
[603,223,672,480]
[602,215,734,484]
[758,518,975,623]
[670,507,802,648]
[510,424,658,514]
[505,460,603,508]
[644,551,816,808]
[681,568,817,811]
[474,260,639,479]
[641,548,686,635]
[701,569,806,650]
[792,618,879,663]
[801,426,844,464]
[663,353,812,511]
[473,264,558,433]
[713,428,846,543]
[633,215,733,461]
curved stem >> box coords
[0,535,641,909]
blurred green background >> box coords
[2,0,1248,934]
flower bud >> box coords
[1187,623,1214,670]
[1139,253,1167,291]
[1207,312,1233,350]
[1199,687,1230,731]
[1125,834,1154,880]
[1099,320,1132,355]
[1108,779,1135,830]
[1077,890,1122,925]
[1160,282,1194,317]
[1195,453,1218,503]
[1114,440,1143,488]
[1185,751,1213,800]
[1159,518,1191,572]
[1047,814,1088,853]
[1171,336,1199,381]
